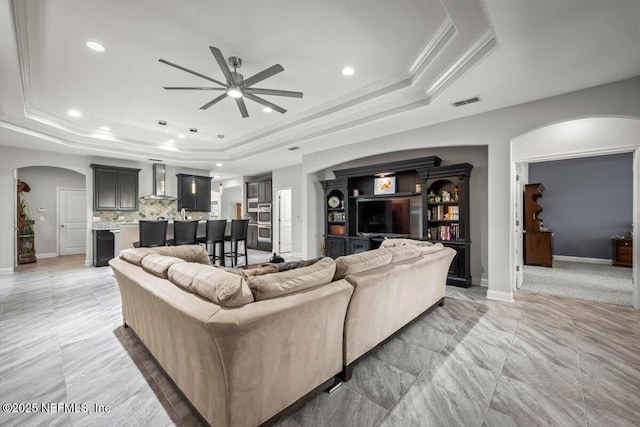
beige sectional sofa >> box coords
[109,239,455,426]
[110,246,353,427]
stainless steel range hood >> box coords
[142,163,176,200]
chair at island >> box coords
[167,220,199,246]
[133,220,168,248]
[197,219,227,266]
[224,219,249,267]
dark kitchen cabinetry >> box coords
[247,225,258,249]
[93,230,114,267]
[325,236,347,258]
[91,164,141,211]
[177,175,212,212]
[247,182,259,199]
[258,180,272,202]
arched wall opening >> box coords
[511,116,640,309]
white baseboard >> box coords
[553,255,611,265]
[486,289,514,303]
[36,252,57,259]
[0,267,15,275]
[472,275,488,287]
[291,252,304,260]
[84,259,92,267]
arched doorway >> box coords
[15,166,87,266]
[510,117,640,309]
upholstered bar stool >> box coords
[167,220,199,246]
[197,220,227,266]
[224,219,249,267]
[133,220,168,248]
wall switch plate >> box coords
[39,216,45,222]
[118,216,125,221]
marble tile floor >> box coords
[1,255,639,426]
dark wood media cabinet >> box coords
[321,156,473,287]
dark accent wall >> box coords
[528,153,633,259]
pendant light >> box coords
[158,120,167,192]
[189,128,198,194]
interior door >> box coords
[279,189,292,253]
[515,163,527,289]
[59,188,87,255]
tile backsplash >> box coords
[94,199,210,222]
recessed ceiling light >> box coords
[262,107,272,113]
[167,139,175,144]
[67,109,82,118]
[86,41,106,52]
[213,175,221,179]
[177,134,185,139]
[341,66,355,76]
[99,126,110,131]
[216,163,223,167]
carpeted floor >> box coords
[522,260,633,306]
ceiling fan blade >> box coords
[199,93,228,110]
[246,88,303,98]
[235,97,249,118]
[209,46,234,84]
[244,93,287,114]
[159,59,226,87]
[163,87,226,90]
[243,64,284,88]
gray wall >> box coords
[221,186,242,220]
[528,153,633,259]
[18,166,86,255]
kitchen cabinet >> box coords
[91,164,141,211]
[258,180,272,202]
[177,174,212,212]
[247,225,258,249]
[247,182,259,199]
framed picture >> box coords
[374,176,396,195]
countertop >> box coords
[92,220,210,231]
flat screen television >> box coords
[357,198,411,235]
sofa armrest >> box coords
[207,279,353,427]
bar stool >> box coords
[133,220,168,248]
[224,219,249,267]
[197,220,227,266]
[167,220,199,246]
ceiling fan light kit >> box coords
[160,46,303,118]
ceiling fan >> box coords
[159,46,303,118]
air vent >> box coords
[148,158,163,162]
[452,97,480,107]
[288,146,300,151]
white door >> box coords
[278,189,293,253]
[59,188,86,255]
[515,163,527,289]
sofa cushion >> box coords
[334,249,393,280]
[141,253,187,278]
[151,245,211,265]
[248,257,336,301]
[120,247,155,266]
[168,263,254,307]
[415,243,446,256]
[386,245,422,263]
[225,264,279,278]
[379,238,433,249]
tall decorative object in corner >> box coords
[17,180,36,264]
